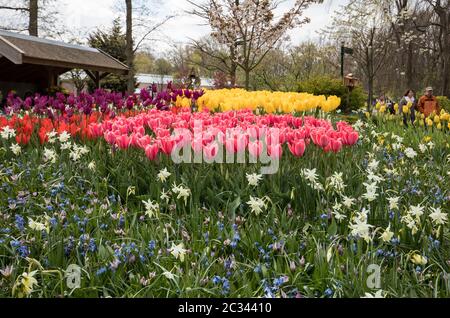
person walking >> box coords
[399,89,417,127]
[418,87,440,118]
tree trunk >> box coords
[125,0,135,93]
[28,0,38,36]
[244,69,250,90]
[368,76,373,112]
[406,42,414,89]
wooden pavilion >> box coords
[0,30,129,97]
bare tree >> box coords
[0,0,59,36]
[115,0,175,93]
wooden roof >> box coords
[0,30,129,75]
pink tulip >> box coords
[145,144,159,160]
[203,142,219,160]
[159,137,176,155]
[344,132,359,146]
[116,134,130,150]
[330,139,343,153]
[138,135,152,149]
[288,140,306,157]
[268,144,283,159]
[248,140,263,158]
[104,131,116,145]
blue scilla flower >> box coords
[203,232,209,244]
[254,264,262,273]
[96,267,107,276]
[221,278,230,295]
[15,215,25,232]
[11,240,30,258]
[324,288,334,298]
[88,238,97,252]
[212,276,222,285]
[119,216,125,228]
[148,240,156,250]
[100,224,108,230]
[217,222,224,232]
[108,195,117,204]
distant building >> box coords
[135,73,214,93]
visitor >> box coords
[418,87,440,118]
[399,89,417,127]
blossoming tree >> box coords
[200,0,323,89]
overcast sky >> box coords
[60,0,348,55]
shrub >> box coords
[437,96,450,112]
[297,76,366,113]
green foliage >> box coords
[437,96,450,112]
[0,114,449,298]
[87,19,135,92]
[297,76,366,113]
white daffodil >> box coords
[10,143,21,156]
[404,148,417,159]
[169,243,187,262]
[1,126,16,140]
[367,159,380,171]
[157,168,171,183]
[333,210,347,222]
[160,189,170,203]
[246,173,263,187]
[46,130,58,144]
[58,131,71,143]
[429,207,448,226]
[28,218,48,232]
[142,199,160,218]
[88,161,96,171]
[247,196,267,216]
[163,271,176,280]
[388,197,400,210]
[43,148,57,164]
[361,290,385,298]
[362,182,379,202]
[380,224,394,242]
[401,214,419,235]
[342,196,356,208]
[327,172,346,193]
[301,168,319,184]
[367,172,385,184]
[60,142,72,150]
[409,205,425,218]
[418,144,427,153]
[349,218,374,243]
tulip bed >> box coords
[0,92,449,299]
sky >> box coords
[59,0,347,55]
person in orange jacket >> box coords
[418,87,440,117]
